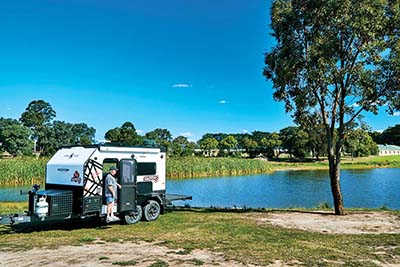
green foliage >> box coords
[279,127,309,159]
[242,137,258,158]
[119,122,140,145]
[148,261,168,267]
[345,128,379,157]
[71,123,96,145]
[379,124,400,146]
[316,202,331,209]
[251,131,271,144]
[20,100,56,133]
[0,202,27,214]
[171,136,197,156]
[379,204,389,211]
[300,116,328,160]
[38,121,96,156]
[198,137,219,156]
[145,128,172,150]
[112,260,138,266]
[17,100,96,157]
[79,236,96,243]
[260,132,282,158]
[0,118,33,156]
[37,126,57,156]
[20,100,56,153]
[105,122,142,146]
[220,135,238,156]
[199,133,227,143]
[169,248,193,255]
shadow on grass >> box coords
[0,217,112,234]
[166,206,335,216]
[0,206,351,234]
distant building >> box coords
[378,144,400,156]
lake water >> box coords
[1,168,399,209]
[167,168,400,209]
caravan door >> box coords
[118,159,137,212]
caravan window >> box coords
[121,160,135,183]
[138,162,156,176]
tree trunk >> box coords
[328,155,344,215]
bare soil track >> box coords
[251,210,400,234]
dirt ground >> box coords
[251,210,400,234]
[0,211,399,267]
[0,241,252,267]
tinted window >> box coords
[121,160,135,183]
[138,162,156,176]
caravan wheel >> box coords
[143,200,161,221]
[123,205,142,224]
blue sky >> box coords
[0,0,398,142]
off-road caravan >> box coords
[1,145,191,225]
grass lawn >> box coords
[268,155,400,171]
[0,203,399,266]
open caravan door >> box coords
[118,159,143,224]
[118,159,138,212]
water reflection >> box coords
[167,168,400,209]
[0,186,30,202]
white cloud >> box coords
[393,112,400,117]
[242,129,249,133]
[136,129,144,134]
[219,100,227,104]
[180,132,192,137]
[172,83,191,88]
[97,139,111,143]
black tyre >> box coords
[143,200,161,221]
[123,205,142,224]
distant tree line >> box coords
[0,100,96,156]
[0,100,398,158]
[369,125,400,147]
[195,126,382,159]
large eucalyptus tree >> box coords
[264,0,399,214]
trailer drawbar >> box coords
[0,145,192,226]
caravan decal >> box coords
[71,171,82,184]
[83,159,103,197]
[143,175,159,183]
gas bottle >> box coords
[35,196,49,221]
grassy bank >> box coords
[0,203,399,266]
[270,155,400,171]
[0,157,46,186]
[0,155,399,186]
[166,157,273,178]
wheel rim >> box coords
[148,204,159,220]
[124,205,142,224]
[145,201,160,221]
